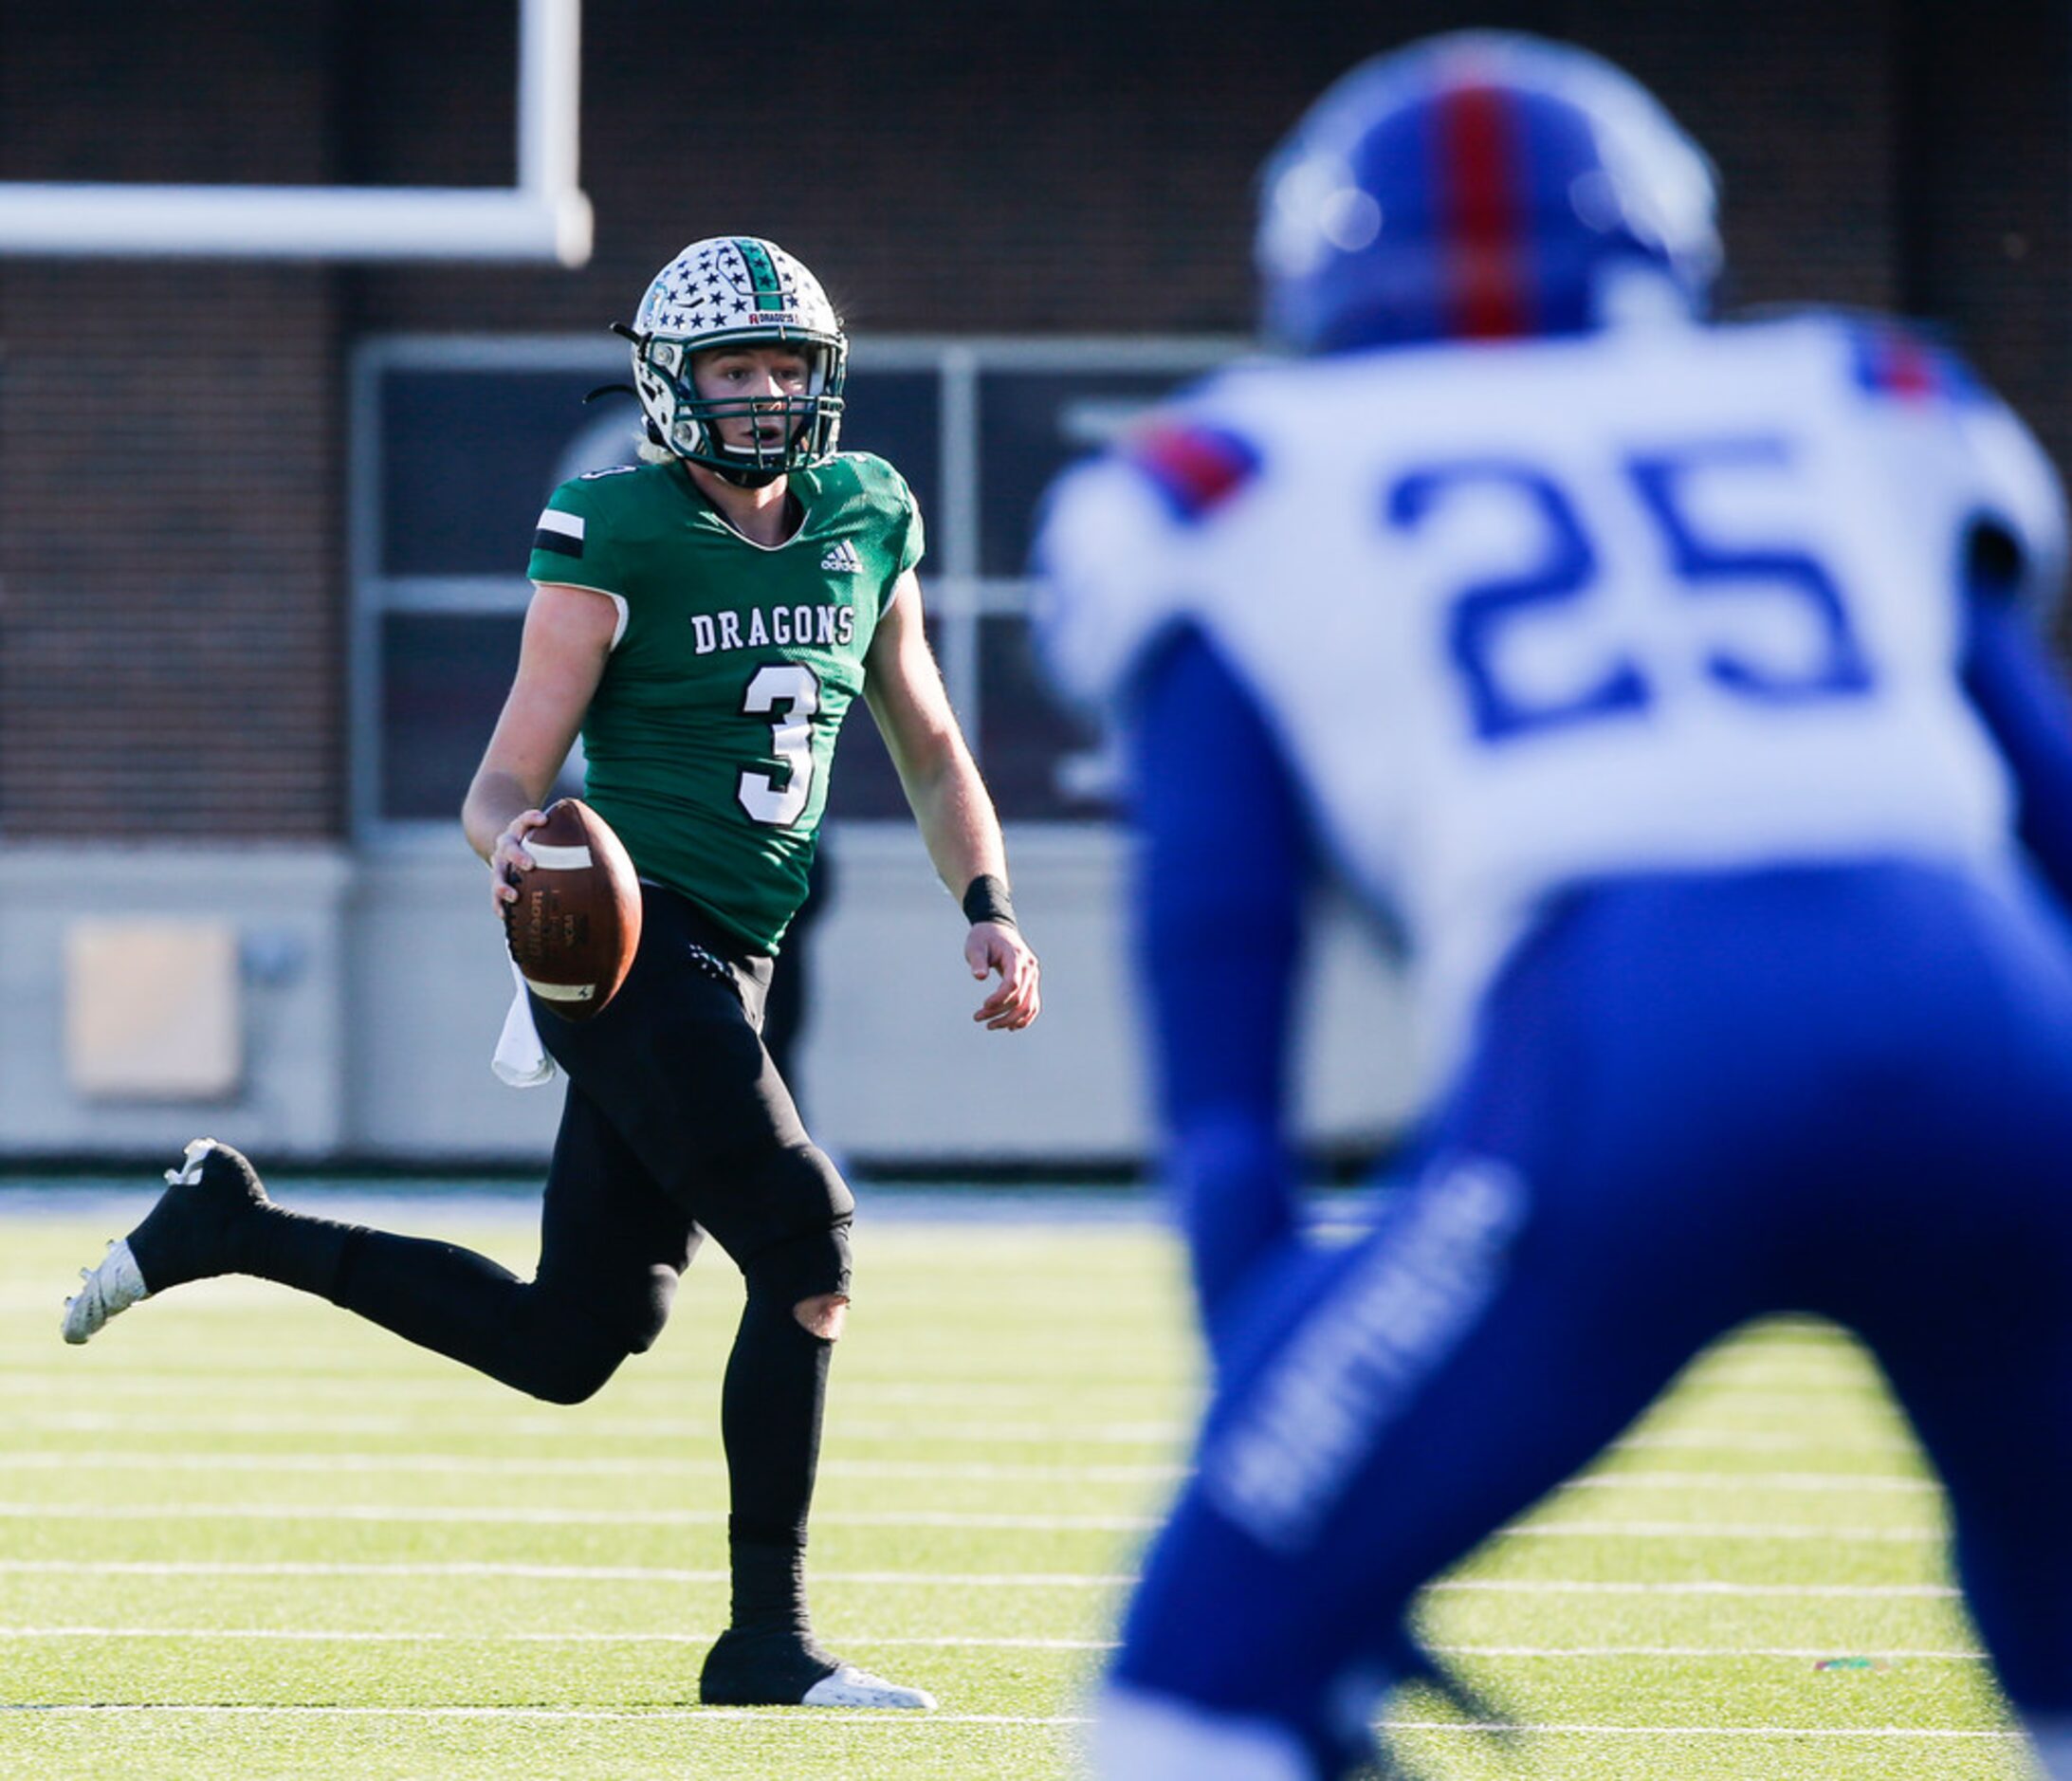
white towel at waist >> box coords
[491,960,558,1088]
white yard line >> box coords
[0,1453,1940,1492]
[4,1406,1929,1448]
[0,1451,1184,1482]
[11,1410,1926,1450]
[0,1702,1087,1725]
[1616,1430,1917,1454]
[1432,1643,1985,1661]
[1562,1471,1936,1495]
[0,1409,1189,1443]
[1499,1520,1940,1543]
[1676,1364,1881,1383]
[0,1703,2018,1740]
[1627,1393,1902,1417]
[1384,1720,2020,1742]
[0,1626,1114,1648]
[0,1561,1961,1597]
[0,1503,1948,1541]
[0,1502,1158,1532]
[0,1561,1132,1586]
[0,1628,1989,1660]
[0,1502,1959,1554]
[1433,1578,1959,1598]
[4,1369,1188,1398]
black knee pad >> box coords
[622,1263,681,1354]
[726,1141,853,1307]
[519,1298,635,1405]
[742,1211,853,1309]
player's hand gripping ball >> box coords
[503,799,642,1020]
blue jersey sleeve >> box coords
[1962,591,2072,905]
[1124,626,1311,1342]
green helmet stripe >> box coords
[733,238,787,313]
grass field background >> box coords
[0,1183,2038,1779]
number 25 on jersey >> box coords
[1387,435,1878,745]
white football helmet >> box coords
[619,236,848,485]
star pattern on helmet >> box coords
[639,239,821,335]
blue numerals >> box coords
[1388,463,1649,744]
[1386,437,1875,744]
[1626,440,1874,705]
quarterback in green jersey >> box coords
[476,236,1040,1708]
[521,428,918,953]
[60,238,1038,1715]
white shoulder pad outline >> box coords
[1030,452,1200,716]
[1824,308,2072,622]
[1958,393,2068,621]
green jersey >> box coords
[527,451,923,952]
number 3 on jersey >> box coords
[1386,437,1877,744]
[738,663,821,826]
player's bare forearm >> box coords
[462,582,615,892]
[908,760,1041,1031]
[864,572,1041,1028]
[901,744,1009,900]
[863,571,1010,895]
[462,769,548,866]
[462,769,557,917]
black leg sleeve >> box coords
[329,1228,633,1405]
[225,1078,693,1407]
[722,1289,834,1632]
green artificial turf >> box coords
[0,1193,2037,1779]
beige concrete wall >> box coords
[0,846,354,1158]
[0,831,1424,1169]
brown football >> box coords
[503,798,643,1021]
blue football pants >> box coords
[1109,862,2072,1773]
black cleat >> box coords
[698,1626,935,1709]
[62,1138,269,1346]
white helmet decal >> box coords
[635,236,839,340]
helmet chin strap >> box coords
[702,418,798,487]
[702,409,807,487]
[710,459,786,489]
[639,414,790,487]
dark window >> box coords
[357,340,1235,831]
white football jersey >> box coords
[1036,314,2067,1060]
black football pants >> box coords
[272,883,853,1613]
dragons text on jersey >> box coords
[529,451,924,952]
[691,603,857,656]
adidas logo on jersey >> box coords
[819,540,863,574]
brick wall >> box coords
[343,0,1911,334]
[0,0,2063,836]
[0,2,345,837]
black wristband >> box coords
[962,872,1018,930]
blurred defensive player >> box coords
[64,236,1040,1710]
[1036,33,2072,1779]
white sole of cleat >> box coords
[61,1239,149,1346]
[799,1664,937,1710]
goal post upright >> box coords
[0,0,592,266]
